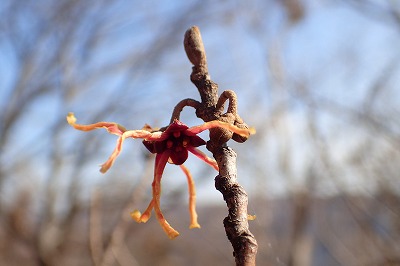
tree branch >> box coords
[183,25,258,266]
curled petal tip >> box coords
[247,214,257,221]
[189,223,201,229]
[131,210,151,223]
[66,112,77,125]
[100,160,114,173]
[167,231,180,239]
[130,210,142,222]
[99,165,108,174]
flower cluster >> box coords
[67,112,254,238]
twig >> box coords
[182,26,258,266]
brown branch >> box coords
[183,26,258,266]
[216,90,238,115]
[170,98,201,123]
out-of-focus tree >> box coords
[0,1,211,265]
[245,0,400,264]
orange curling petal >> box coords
[180,164,200,229]
[188,147,219,171]
[131,151,179,238]
[100,129,163,173]
[67,112,127,136]
[186,120,256,138]
[152,151,180,239]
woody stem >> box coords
[213,147,258,266]
[170,98,201,124]
[183,26,258,266]
[216,90,238,115]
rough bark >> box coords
[183,26,258,266]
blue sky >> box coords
[1,1,399,206]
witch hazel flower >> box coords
[67,112,255,239]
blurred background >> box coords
[1,0,400,265]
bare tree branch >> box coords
[183,25,258,266]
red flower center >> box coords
[142,120,206,165]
